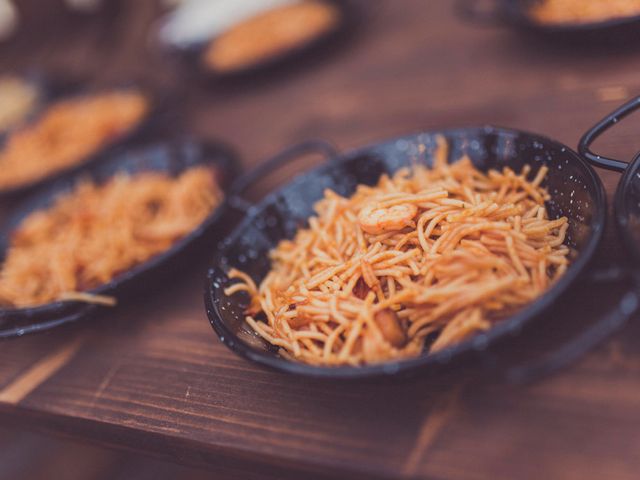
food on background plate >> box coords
[0,89,149,191]
[529,0,640,25]
[202,0,340,73]
[0,75,39,133]
[0,166,222,308]
[226,137,570,366]
[159,0,298,49]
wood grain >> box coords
[0,336,83,404]
[2,1,640,479]
[0,425,267,480]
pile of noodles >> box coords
[226,137,570,366]
[0,90,148,190]
[203,1,340,72]
[0,167,222,308]
[529,0,640,25]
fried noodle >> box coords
[203,1,340,73]
[0,166,222,308]
[0,90,148,190]
[529,0,640,25]
[227,137,570,366]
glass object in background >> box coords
[0,76,39,133]
[0,0,17,40]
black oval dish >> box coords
[456,0,640,39]
[616,158,640,275]
[0,138,240,338]
[205,127,614,379]
[0,84,161,198]
[580,96,640,275]
[156,0,355,81]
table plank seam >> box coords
[402,386,462,477]
[0,336,84,405]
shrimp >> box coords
[357,203,418,234]
[374,308,407,348]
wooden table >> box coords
[2,1,640,479]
